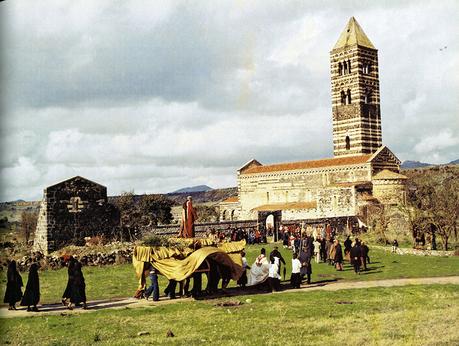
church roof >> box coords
[222,196,239,203]
[242,154,372,175]
[46,175,106,189]
[333,17,375,50]
[373,169,408,180]
[252,201,317,212]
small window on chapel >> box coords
[345,136,351,150]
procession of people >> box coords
[4,197,373,313]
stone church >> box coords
[33,176,120,254]
[220,17,407,231]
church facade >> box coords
[220,18,407,230]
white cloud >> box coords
[1,157,41,188]
[1,0,458,201]
[413,130,459,163]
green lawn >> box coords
[1,284,458,345]
[2,243,459,305]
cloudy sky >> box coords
[1,0,458,201]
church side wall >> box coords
[373,180,407,205]
[238,164,371,220]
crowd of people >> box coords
[280,225,371,275]
[4,225,372,311]
[206,228,270,245]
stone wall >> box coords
[219,201,241,221]
[143,219,259,237]
[373,180,407,205]
[33,176,120,254]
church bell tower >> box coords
[331,17,382,157]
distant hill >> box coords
[171,185,213,193]
[401,159,459,169]
[401,160,433,169]
[107,187,238,207]
[166,187,237,205]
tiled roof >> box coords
[333,17,375,50]
[373,169,407,180]
[242,155,372,174]
[251,201,317,211]
[222,196,239,203]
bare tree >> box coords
[20,211,38,244]
[406,167,459,250]
[195,205,219,223]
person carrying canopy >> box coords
[132,240,246,292]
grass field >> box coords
[1,243,459,305]
[1,284,458,345]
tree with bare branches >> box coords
[20,211,38,244]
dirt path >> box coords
[1,276,458,319]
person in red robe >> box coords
[180,196,197,238]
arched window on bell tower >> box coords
[347,89,352,104]
[343,61,348,74]
[341,91,346,105]
[345,136,351,150]
[338,62,343,76]
[364,90,371,104]
[348,59,351,73]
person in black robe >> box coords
[4,260,23,310]
[68,260,87,309]
[299,248,312,284]
[350,242,362,274]
[62,257,76,305]
[319,237,327,262]
[20,263,40,311]
[164,279,178,299]
[205,259,220,294]
[360,241,370,270]
[282,230,289,248]
[344,236,352,258]
[191,272,203,298]
[334,239,344,271]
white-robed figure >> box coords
[247,248,269,286]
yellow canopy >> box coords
[133,239,246,288]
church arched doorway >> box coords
[257,210,282,242]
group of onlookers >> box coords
[206,228,269,245]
